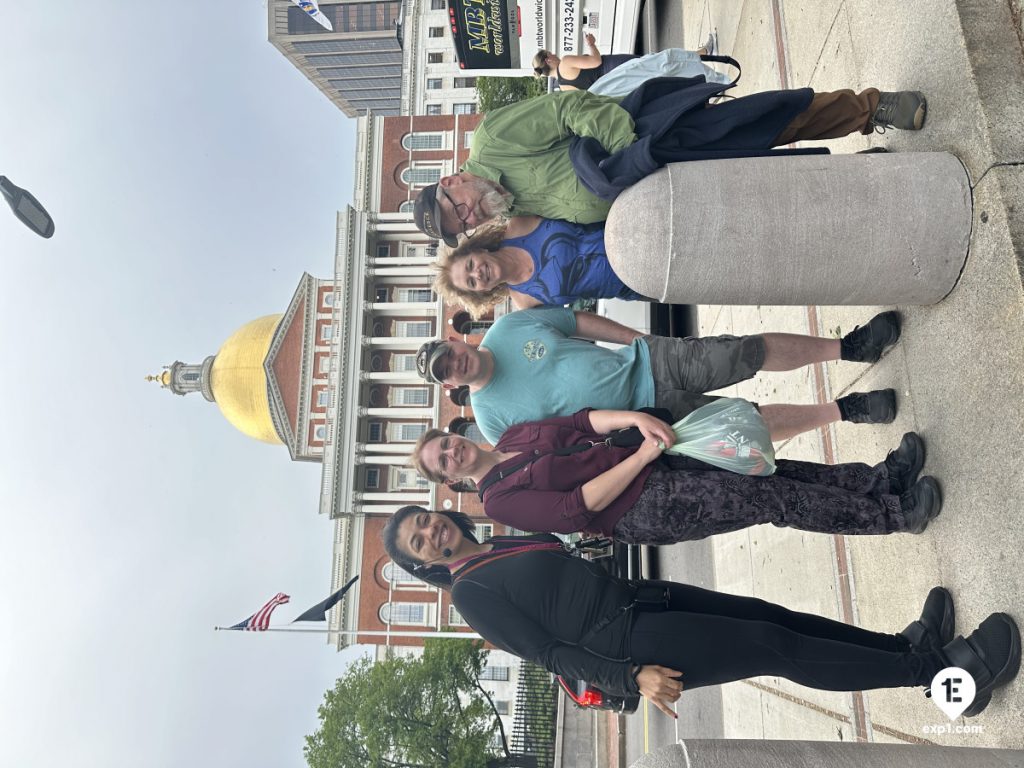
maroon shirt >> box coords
[482,409,654,536]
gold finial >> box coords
[145,371,172,386]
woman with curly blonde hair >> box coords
[431,215,647,319]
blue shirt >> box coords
[470,308,655,444]
[503,219,645,305]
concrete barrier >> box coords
[631,739,1024,768]
[605,153,972,306]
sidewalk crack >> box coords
[971,159,1024,189]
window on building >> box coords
[375,287,389,302]
[400,166,442,187]
[397,288,434,303]
[401,132,444,150]
[480,665,510,681]
[453,103,477,115]
[314,424,327,440]
[395,320,432,337]
[426,103,442,116]
[322,291,336,307]
[365,467,380,488]
[426,78,442,90]
[430,0,446,8]
[399,200,415,213]
[393,387,430,406]
[368,422,384,442]
[392,353,418,372]
[494,700,511,715]
[379,602,431,625]
[183,372,199,382]
[428,26,445,37]
[317,390,330,407]
[319,356,333,375]
[383,561,423,587]
[376,244,391,257]
[427,51,444,62]
[394,423,428,442]
[454,77,477,88]
[320,324,334,341]
[394,467,430,487]
[474,523,493,542]
[463,130,474,148]
[448,605,468,626]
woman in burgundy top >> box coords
[410,408,941,543]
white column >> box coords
[362,372,425,382]
[368,266,435,277]
[366,336,431,348]
[363,407,433,418]
[354,504,414,514]
[361,492,431,502]
[357,455,414,465]
[368,302,437,315]
[357,443,414,455]
[370,257,436,267]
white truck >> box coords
[446,0,643,75]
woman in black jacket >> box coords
[382,506,1020,719]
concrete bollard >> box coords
[631,739,1024,768]
[604,153,972,306]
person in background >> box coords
[532,32,727,93]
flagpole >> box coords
[215,626,481,639]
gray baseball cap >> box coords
[413,185,459,248]
[415,339,450,384]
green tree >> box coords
[305,638,516,768]
[475,76,547,113]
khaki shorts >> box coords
[641,334,766,419]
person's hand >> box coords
[633,412,675,448]
[585,33,597,47]
[635,436,665,465]
[636,665,683,717]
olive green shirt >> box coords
[461,91,638,224]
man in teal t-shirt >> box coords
[415,308,903,446]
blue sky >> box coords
[0,3,363,765]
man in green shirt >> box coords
[413,87,927,246]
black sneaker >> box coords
[838,389,897,424]
[899,476,942,533]
[885,431,925,495]
[840,311,901,363]
[870,91,927,132]
[900,586,954,652]
[941,613,1021,717]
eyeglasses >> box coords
[437,185,475,238]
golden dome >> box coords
[210,314,284,445]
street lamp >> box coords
[1,175,55,238]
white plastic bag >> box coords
[663,398,776,476]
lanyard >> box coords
[452,540,566,581]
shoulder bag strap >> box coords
[476,441,600,500]
[700,54,741,86]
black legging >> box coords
[629,582,944,692]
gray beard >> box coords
[474,180,514,223]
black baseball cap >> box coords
[415,340,450,384]
[413,185,460,248]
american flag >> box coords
[229,592,290,631]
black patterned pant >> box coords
[629,582,942,692]
[613,455,906,544]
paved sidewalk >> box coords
[671,0,1024,749]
